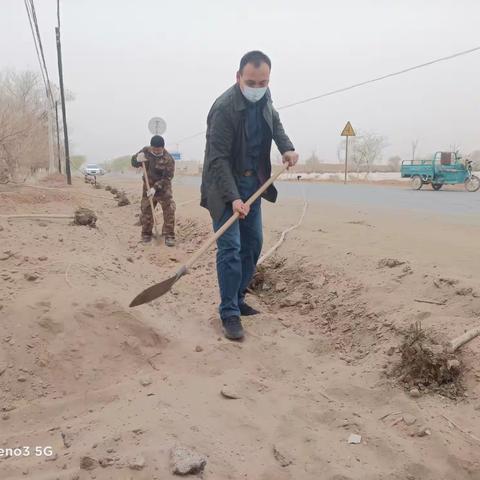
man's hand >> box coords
[232,199,250,219]
[137,153,148,163]
[146,187,156,198]
[282,151,299,168]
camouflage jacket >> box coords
[131,147,175,190]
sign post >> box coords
[341,121,356,184]
[148,117,167,136]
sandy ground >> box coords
[1,174,480,480]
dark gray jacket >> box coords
[200,84,294,221]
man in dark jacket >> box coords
[131,135,176,246]
[201,51,298,340]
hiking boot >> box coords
[165,236,175,247]
[239,303,260,316]
[142,234,152,244]
[222,316,244,340]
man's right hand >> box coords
[232,199,250,219]
[137,153,148,163]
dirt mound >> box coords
[393,322,463,399]
[0,294,168,406]
[176,216,210,246]
[117,193,131,206]
[74,207,97,226]
[249,257,383,362]
[38,173,68,187]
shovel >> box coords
[141,158,161,243]
[129,164,288,307]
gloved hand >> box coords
[146,187,156,198]
[137,153,148,163]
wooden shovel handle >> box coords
[184,164,288,270]
[141,160,159,230]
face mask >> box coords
[151,150,164,157]
[241,85,267,103]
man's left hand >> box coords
[282,151,299,168]
[146,187,156,198]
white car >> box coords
[84,164,105,176]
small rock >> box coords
[195,345,203,353]
[61,431,73,448]
[38,256,48,261]
[474,404,480,411]
[416,426,431,437]
[24,273,39,281]
[127,257,134,263]
[128,455,146,470]
[2,413,10,420]
[409,388,421,398]
[273,445,293,467]
[402,414,417,426]
[99,457,114,468]
[275,281,287,292]
[386,346,396,356]
[456,288,473,296]
[447,359,461,370]
[221,386,241,399]
[0,366,6,376]
[140,377,152,387]
[17,376,27,382]
[347,434,362,444]
[45,453,58,462]
[170,446,207,475]
[378,258,405,269]
[80,456,97,470]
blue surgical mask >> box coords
[241,85,267,103]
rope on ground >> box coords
[257,182,308,266]
[0,184,113,200]
[0,214,73,219]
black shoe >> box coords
[222,316,244,340]
[142,234,152,244]
[239,303,260,316]
[165,236,175,247]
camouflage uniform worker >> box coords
[131,135,176,246]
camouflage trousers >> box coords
[140,181,176,237]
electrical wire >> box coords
[173,45,480,145]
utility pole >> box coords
[54,101,62,173]
[55,0,71,184]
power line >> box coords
[24,0,49,102]
[24,0,54,106]
[277,45,480,110]
[174,45,480,145]
[29,0,55,105]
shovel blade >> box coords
[129,274,178,307]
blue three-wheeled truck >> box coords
[401,152,479,192]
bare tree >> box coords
[338,132,387,176]
[305,150,321,173]
[388,155,402,171]
[0,70,50,182]
[468,150,480,170]
[411,139,419,161]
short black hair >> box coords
[239,51,271,74]
[150,135,165,147]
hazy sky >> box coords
[3,0,480,163]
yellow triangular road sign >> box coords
[341,121,355,137]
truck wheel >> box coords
[411,175,423,190]
[432,183,443,191]
[465,175,480,192]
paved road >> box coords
[106,172,479,219]
[172,176,480,218]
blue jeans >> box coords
[213,176,263,320]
